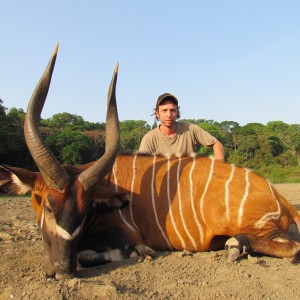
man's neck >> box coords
[159,123,177,138]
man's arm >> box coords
[212,140,225,162]
[191,123,225,161]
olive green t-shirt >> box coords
[138,122,217,156]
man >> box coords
[139,93,225,161]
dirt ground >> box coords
[0,183,300,300]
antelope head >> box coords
[20,44,120,279]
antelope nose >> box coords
[55,272,75,280]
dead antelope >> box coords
[0,45,300,280]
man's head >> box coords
[155,93,180,121]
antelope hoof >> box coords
[291,250,300,265]
[135,244,155,257]
[135,244,155,262]
[225,237,249,263]
[226,247,241,263]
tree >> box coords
[1,98,299,182]
[229,124,263,168]
[119,120,150,152]
[45,129,90,164]
[7,107,25,127]
[0,99,7,118]
[0,99,8,160]
[0,103,30,166]
[266,122,300,166]
[45,112,85,129]
[152,120,158,129]
[82,130,106,160]
[219,121,240,133]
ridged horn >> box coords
[78,63,120,191]
[24,43,70,191]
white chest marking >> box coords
[56,225,81,240]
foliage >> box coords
[119,120,150,152]
[45,128,91,165]
[0,99,299,183]
[0,103,31,167]
[41,112,85,129]
[255,165,300,184]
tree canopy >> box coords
[0,99,299,183]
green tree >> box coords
[0,104,29,166]
[44,112,85,129]
[120,120,150,152]
[219,121,240,133]
[1,98,299,182]
[7,107,25,127]
[0,99,8,160]
[82,130,106,161]
[229,123,263,168]
[45,129,90,164]
[0,99,7,121]
[266,121,300,166]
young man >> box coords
[139,93,225,161]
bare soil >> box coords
[0,184,300,300]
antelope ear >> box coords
[0,165,36,195]
[92,186,130,212]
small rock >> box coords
[248,254,259,264]
[242,271,251,279]
[67,278,80,289]
[92,284,119,298]
[178,250,193,257]
[145,255,153,261]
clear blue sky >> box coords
[1,1,299,126]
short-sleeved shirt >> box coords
[138,122,217,156]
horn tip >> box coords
[114,63,119,74]
[54,43,59,55]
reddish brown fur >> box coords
[98,154,300,256]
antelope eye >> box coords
[45,205,53,214]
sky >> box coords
[1,1,299,127]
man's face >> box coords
[156,100,178,128]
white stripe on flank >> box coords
[200,158,215,228]
[130,155,137,201]
[255,183,281,229]
[238,169,250,226]
[167,158,186,249]
[129,155,140,231]
[189,156,204,246]
[118,209,136,232]
[225,165,235,221]
[112,159,136,232]
[112,160,118,192]
[177,158,197,250]
[152,156,172,249]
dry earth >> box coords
[0,184,300,300]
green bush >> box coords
[255,165,300,183]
